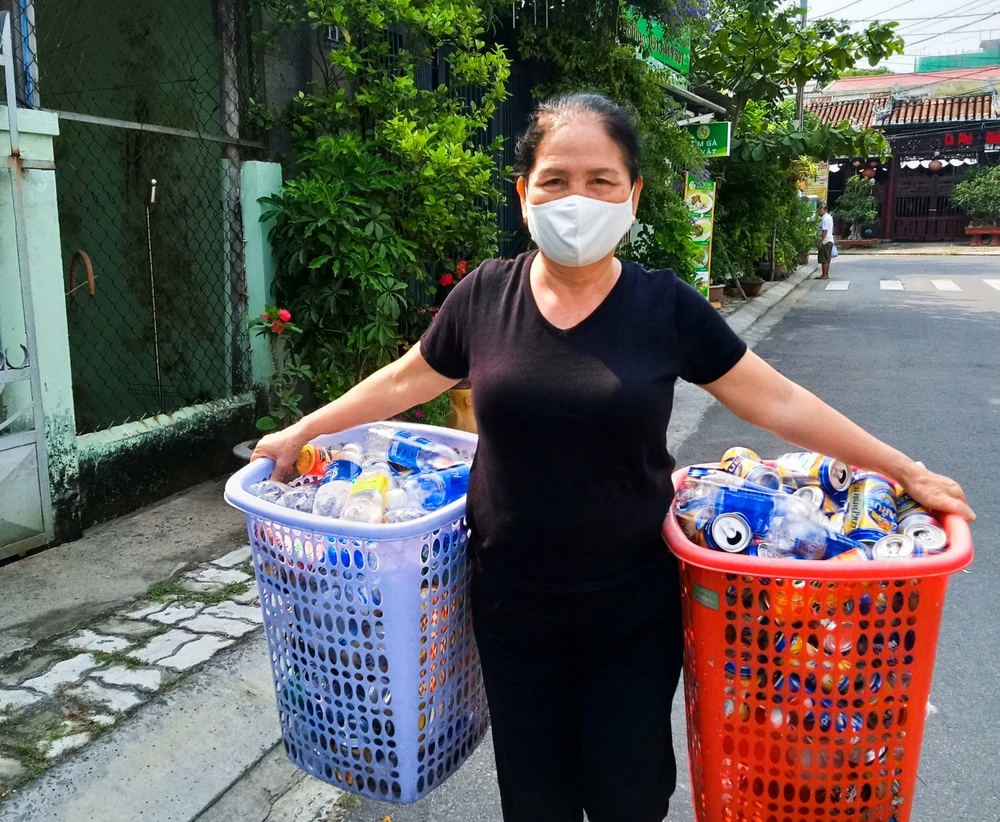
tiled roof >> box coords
[808,94,1000,128]
[808,97,883,129]
[822,66,1000,94]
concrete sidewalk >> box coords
[839,242,1000,256]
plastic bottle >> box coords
[312,479,353,518]
[323,443,364,483]
[281,485,318,513]
[365,425,459,472]
[384,507,427,524]
[340,463,395,523]
[248,480,291,504]
[392,464,471,512]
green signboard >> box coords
[622,9,691,75]
[685,121,731,158]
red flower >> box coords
[440,273,454,287]
[262,313,270,321]
[456,260,468,276]
[271,320,284,334]
[278,309,291,322]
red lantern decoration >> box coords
[868,160,879,168]
[928,159,943,174]
[862,167,876,179]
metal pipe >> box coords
[145,179,163,411]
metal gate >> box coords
[0,10,53,559]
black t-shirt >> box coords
[420,252,747,589]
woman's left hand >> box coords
[899,464,976,522]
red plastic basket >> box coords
[663,466,974,822]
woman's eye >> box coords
[593,179,611,185]
[540,178,562,187]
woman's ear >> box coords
[516,176,528,224]
[632,177,644,220]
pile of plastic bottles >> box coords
[247,425,471,525]
[676,448,948,561]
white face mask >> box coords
[525,187,636,267]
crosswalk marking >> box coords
[985,279,1000,291]
[931,279,962,291]
[880,280,904,291]
[825,281,850,291]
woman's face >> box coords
[518,115,642,212]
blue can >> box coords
[718,487,777,535]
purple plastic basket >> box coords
[224,422,488,803]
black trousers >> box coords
[471,555,685,822]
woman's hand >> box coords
[251,424,311,481]
[898,463,976,522]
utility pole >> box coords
[795,0,808,126]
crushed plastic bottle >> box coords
[312,479,353,518]
[248,480,291,504]
[281,485,318,513]
[365,425,459,472]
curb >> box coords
[725,263,817,339]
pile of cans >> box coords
[677,448,948,561]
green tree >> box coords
[833,174,880,239]
[692,0,904,124]
[255,0,510,398]
[516,10,707,281]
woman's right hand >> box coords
[251,424,311,481]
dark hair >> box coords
[514,92,641,183]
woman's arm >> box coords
[251,344,459,480]
[703,351,976,521]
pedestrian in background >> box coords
[253,93,973,822]
[817,200,835,279]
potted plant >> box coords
[739,272,765,298]
[953,165,1000,246]
[832,175,880,243]
[233,306,313,461]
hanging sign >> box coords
[685,121,731,158]
[685,173,717,299]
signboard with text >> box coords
[685,174,717,299]
[802,162,829,201]
[685,121,731,158]
[622,9,691,75]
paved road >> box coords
[342,255,1000,822]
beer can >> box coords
[695,513,753,553]
[746,539,778,558]
[843,472,898,543]
[896,492,930,521]
[722,447,782,491]
[774,452,853,495]
[872,533,917,560]
[899,514,948,554]
[296,444,337,478]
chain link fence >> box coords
[2,0,261,434]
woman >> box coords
[253,93,974,822]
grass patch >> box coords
[92,649,145,669]
[145,581,251,606]
[237,559,255,577]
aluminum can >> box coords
[746,539,777,558]
[774,452,853,495]
[844,472,898,543]
[722,447,782,491]
[793,485,842,517]
[896,492,930,521]
[899,513,948,553]
[872,533,918,559]
[695,512,753,553]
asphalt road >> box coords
[342,255,1000,822]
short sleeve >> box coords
[674,278,748,384]
[419,269,476,380]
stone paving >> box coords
[0,545,262,798]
